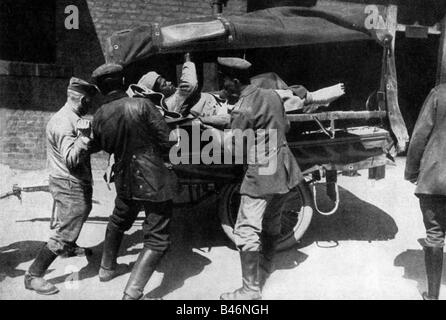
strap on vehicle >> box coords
[311,181,340,216]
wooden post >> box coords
[385,5,410,153]
[369,166,386,180]
[386,5,398,49]
[436,15,446,85]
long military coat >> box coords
[92,91,177,201]
[405,85,446,196]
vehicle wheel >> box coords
[218,183,313,251]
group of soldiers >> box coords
[21,50,446,300]
[23,55,312,300]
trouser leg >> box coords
[233,195,268,252]
[141,201,173,252]
[122,201,172,300]
[260,194,285,284]
[47,178,93,256]
[420,196,446,248]
[25,178,92,295]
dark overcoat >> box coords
[405,85,446,196]
[92,91,177,201]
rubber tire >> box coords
[218,183,313,251]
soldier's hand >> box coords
[77,119,92,138]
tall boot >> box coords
[99,228,124,282]
[24,244,59,295]
[260,235,278,289]
[220,251,262,300]
[423,246,443,300]
[122,248,165,300]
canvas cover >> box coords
[106,1,391,66]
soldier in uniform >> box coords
[24,78,98,295]
[129,53,199,117]
[91,64,177,300]
[217,57,304,300]
[405,84,446,300]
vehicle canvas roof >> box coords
[106,1,391,66]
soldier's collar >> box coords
[103,90,127,104]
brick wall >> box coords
[0,0,247,170]
[0,109,52,170]
[0,64,72,169]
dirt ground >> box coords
[0,157,440,300]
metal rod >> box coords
[286,110,387,122]
[437,15,446,84]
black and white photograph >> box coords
[1,0,446,303]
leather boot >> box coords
[422,246,443,300]
[122,248,165,300]
[25,244,59,295]
[99,228,124,282]
[260,235,278,289]
[220,251,262,300]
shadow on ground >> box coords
[145,206,221,298]
[2,184,398,296]
[298,185,398,247]
[44,201,231,298]
[0,241,49,282]
[394,249,446,294]
[274,250,309,271]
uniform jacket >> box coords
[230,84,304,197]
[46,103,92,185]
[92,91,177,201]
[405,85,446,196]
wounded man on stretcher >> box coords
[126,59,345,131]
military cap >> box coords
[217,57,252,70]
[91,63,124,80]
[67,77,98,96]
[138,71,161,90]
